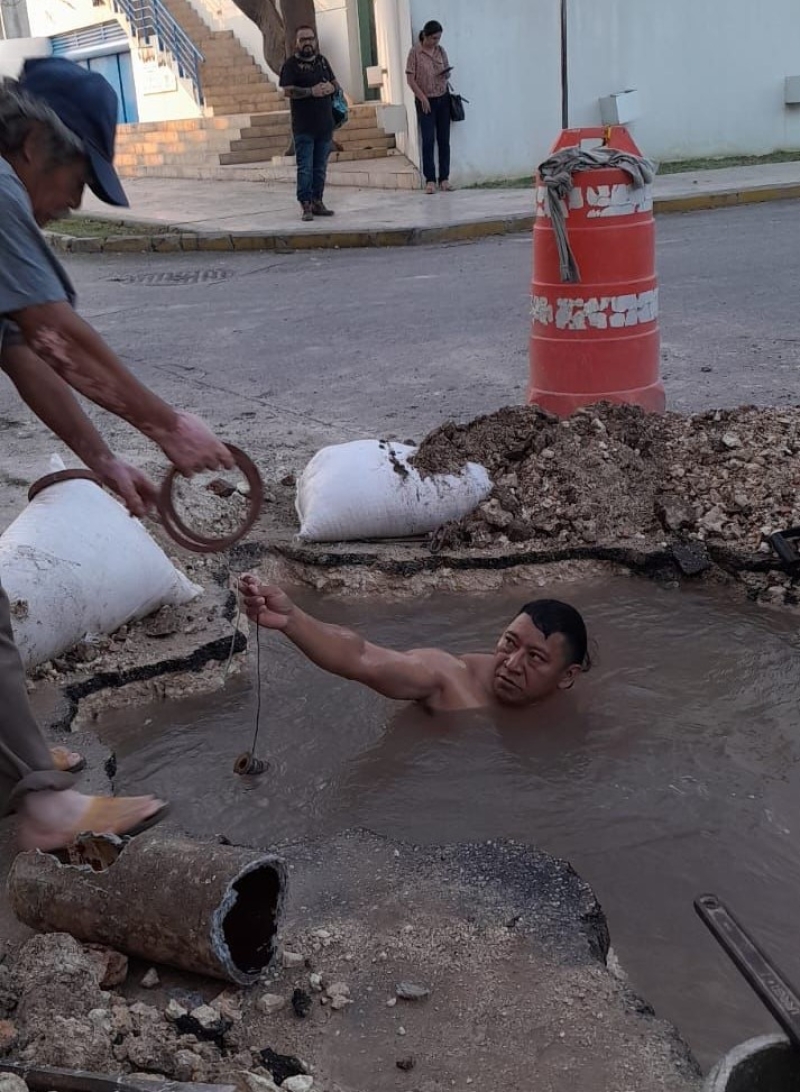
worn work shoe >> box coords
[311,200,334,216]
[301,202,314,221]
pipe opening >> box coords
[222,862,283,975]
[715,1039,800,1092]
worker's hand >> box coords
[156,412,235,476]
[238,576,295,630]
[94,455,159,518]
[313,81,335,97]
[419,94,431,114]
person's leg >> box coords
[311,136,334,214]
[435,95,452,185]
[417,102,437,191]
[0,581,73,806]
[0,581,166,850]
[294,132,314,216]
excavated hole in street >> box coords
[94,569,800,1070]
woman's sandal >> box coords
[50,746,86,774]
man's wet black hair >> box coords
[516,600,591,670]
[419,19,443,41]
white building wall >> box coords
[27,0,202,122]
[316,0,363,101]
[0,37,50,78]
[398,0,800,183]
[568,0,800,161]
[407,0,562,184]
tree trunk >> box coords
[231,0,286,75]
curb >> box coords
[45,214,535,255]
[653,181,800,214]
[45,182,800,254]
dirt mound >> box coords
[413,403,800,555]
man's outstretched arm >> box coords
[239,578,450,702]
[9,301,233,476]
[1,341,158,516]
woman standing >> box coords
[405,19,453,194]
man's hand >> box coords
[154,412,235,476]
[94,456,159,518]
[238,577,295,630]
[312,81,335,97]
[419,93,431,113]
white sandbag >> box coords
[0,456,202,668]
[296,440,492,542]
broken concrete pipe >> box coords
[704,1034,800,1092]
[7,834,287,986]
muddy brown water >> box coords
[97,575,800,1071]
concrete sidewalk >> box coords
[59,158,800,253]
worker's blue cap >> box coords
[18,56,129,207]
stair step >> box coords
[239,114,382,137]
[206,99,283,112]
[201,66,264,81]
[219,147,286,165]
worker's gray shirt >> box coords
[0,156,76,355]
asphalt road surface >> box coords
[1,199,799,501]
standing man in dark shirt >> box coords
[279,26,339,221]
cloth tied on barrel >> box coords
[537,146,656,284]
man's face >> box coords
[297,30,317,58]
[17,128,87,226]
[491,613,580,707]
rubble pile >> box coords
[0,929,405,1092]
[414,403,800,562]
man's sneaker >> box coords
[311,200,334,216]
[301,202,314,221]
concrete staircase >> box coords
[113,0,407,185]
[114,104,404,178]
[222,105,395,165]
[161,0,285,116]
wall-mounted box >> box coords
[785,76,800,104]
[599,89,640,125]
[376,103,407,134]
[366,65,385,89]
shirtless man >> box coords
[238,578,590,710]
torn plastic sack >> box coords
[296,439,492,542]
[0,456,202,667]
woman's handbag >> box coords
[448,82,468,122]
[332,88,349,129]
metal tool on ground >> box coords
[0,1062,236,1092]
[765,527,800,571]
[695,893,800,1046]
[157,443,264,554]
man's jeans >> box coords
[295,132,332,204]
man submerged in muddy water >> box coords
[238,578,590,709]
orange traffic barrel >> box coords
[528,126,665,416]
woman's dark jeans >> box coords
[417,94,451,184]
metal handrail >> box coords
[110,0,204,104]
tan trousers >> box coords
[0,580,74,809]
